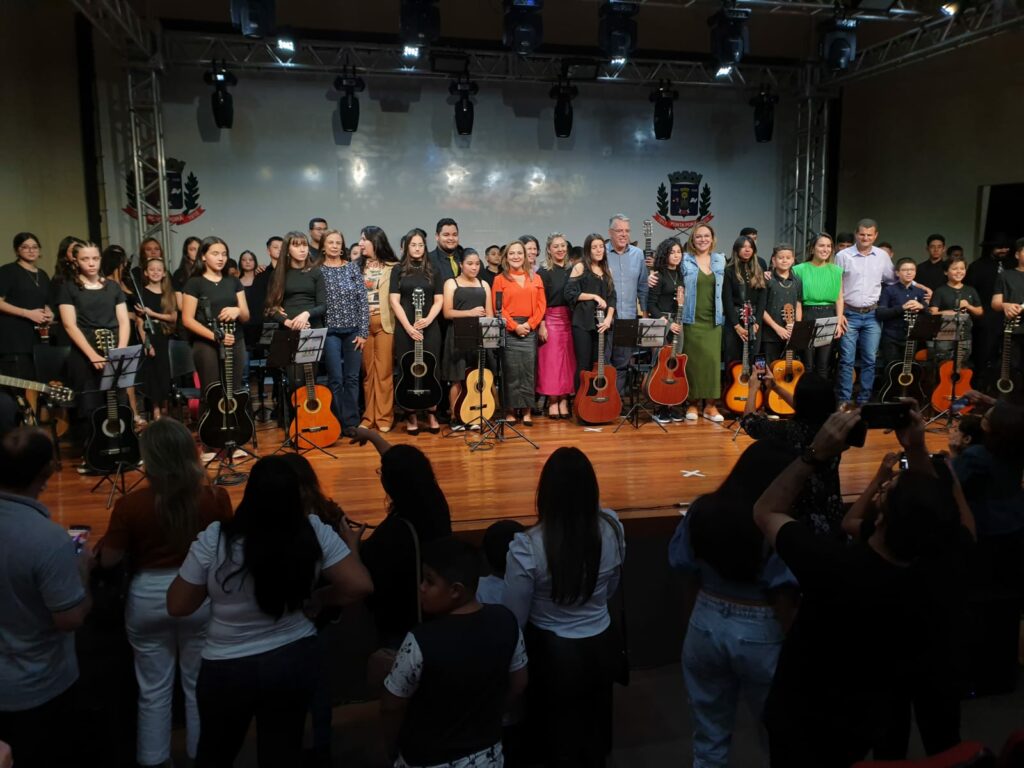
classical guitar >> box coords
[767,304,804,416]
[645,286,689,406]
[456,346,496,425]
[197,320,255,450]
[84,329,141,472]
[5,374,74,437]
[288,362,341,448]
[723,302,762,414]
[931,308,973,413]
[880,310,927,405]
[0,375,75,407]
[996,316,1022,395]
[574,309,622,424]
[395,287,443,411]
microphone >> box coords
[495,290,503,314]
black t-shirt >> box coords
[278,268,326,328]
[184,275,243,338]
[0,262,51,354]
[915,258,949,291]
[140,287,172,335]
[57,280,125,335]
[965,256,1002,308]
[389,267,444,322]
[993,269,1024,305]
[762,272,803,342]
[932,284,981,337]
[646,267,683,318]
[538,264,571,308]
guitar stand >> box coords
[269,369,339,459]
[615,359,665,433]
[91,461,146,508]
[206,439,257,486]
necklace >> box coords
[18,261,40,287]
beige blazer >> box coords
[376,263,395,334]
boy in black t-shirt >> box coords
[761,245,803,364]
[382,538,527,768]
[991,238,1024,382]
[929,257,982,363]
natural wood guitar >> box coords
[289,362,341,448]
[723,302,762,414]
[931,307,973,413]
[456,347,496,425]
[644,287,689,407]
[767,304,804,416]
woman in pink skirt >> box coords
[536,233,576,418]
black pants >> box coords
[0,683,78,768]
[761,339,786,365]
[877,337,905,380]
[192,339,246,395]
[196,636,319,768]
[572,326,610,392]
[801,305,837,380]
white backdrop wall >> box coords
[97,65,788,268]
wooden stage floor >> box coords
[42,413,954,541]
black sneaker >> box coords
[653,411,672,425]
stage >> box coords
[42,414,953,541]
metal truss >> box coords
[580,0,934,23]
[126,69,172,256]
[826,0,1024,83]
[69,0,158,62]
[781,74,830,249]
[163,32,805,91]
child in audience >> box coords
[381,537,527,768]
[477,520,525,605]
[948,414,983,459]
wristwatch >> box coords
[800,446,828,468]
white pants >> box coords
[125,569,209,765]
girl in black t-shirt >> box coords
[136,257,178,419]
[264,231,326,331]
[181,237,250,397]
[0,232,53,379]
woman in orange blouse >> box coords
[492,240,547,425]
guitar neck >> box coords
[672,302,685,354]
[414,308,424,363]
[304,363,315,402]
[1002,326,1015,379]
[902,313,917,375]
[0,375,51,397]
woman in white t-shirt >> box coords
[167,455,373,767]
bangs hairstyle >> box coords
[238,250,259,272]
[581,233,615,293]
[399,228,435,282]
[141,257,177,331]
[499,240,529,277]
[265,231,311,313]
[770,243,796,265]
[653,236,683,272]
[729,236,766,290]
[190,236,230,277]
[358,226,398,273]
[683,224,717,256]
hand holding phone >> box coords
[68,525,91,555]
[753,354,767,380]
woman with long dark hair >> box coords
[647,236,686,423]
[46,235,83,347]
[167,455,373,767]
[723,235,767,368]
[100,418,233,767]
[173,236,202,309]
[441,249,492,430]
[536,233,575,419]
[503,446,625,766]
[264,231,326,331]
[792,232,844,379]
[358,226,399,432]
[566,233,617,394]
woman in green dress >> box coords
[681,224,727,421]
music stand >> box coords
[477,318,539,450]
[270,328,337,459]
[249,323,278,422]
[614,318,668,432]
[89,345,146,508]
[446,317,500,450]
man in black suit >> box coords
[428,218,462,283]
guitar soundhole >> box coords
[898,373,914,387]
[593,377,606,390]
[410,362,427,378]
[218,397,238,415]
[102,419,125,439]
[304,399,321,414]
[739,374,750,385]
[997,378,1015,394]
[666,359,677,372]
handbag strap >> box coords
[397,517,423,624]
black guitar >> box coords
[85,329,141,472]
[996,316,1022,395]
[395,287,442,411]
[880,310,928,405]
[197,320,255,449]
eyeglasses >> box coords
[18,244,41,251]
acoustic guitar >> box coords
[879,310,927,405]
[84,329,141,472]
[574,309,622,424]
[723,302,762,414]
[395,287,443,412]
[931,308,973,413]
[456,347,496,425]
[644,286,689,406]
[996,316,1022,395]
[767,304,804,416]
[288,362,341,448]
[4,374,74,436]
[642,219,654,270]
[197,320,255,449]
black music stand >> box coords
[249,323,278,423]
[269,328,337,459]
[614,319,667,433]
[89,346,146,507]
[446,317,502,451]
[478,319,538,450]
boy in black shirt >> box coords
[991,238,1024,382]
[876,258,928,375]
[929,257,982,363]
[761,244,803,364]
[382,538,527,768]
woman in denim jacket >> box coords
[681,224,727,421]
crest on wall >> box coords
[123,157,206,225]
[653,171,713,232]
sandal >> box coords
[505,413,517,425]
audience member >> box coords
[948,413,983,458]
[478,520,525,605]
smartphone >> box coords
[860,402,913,431]
[950,395,971,414]
[753,354,767,371]
[68,525,91,555]
[898,452,910,470]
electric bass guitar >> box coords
[644,286,689,406]
[84,329,141,472]
[931,308,973,413]
[288,362,341,448]
[197,320,255,450]
[395,288,443,411]
[456,346,496,425]
[996,316,1022,395]
[574,309,622,424]
[880,310,928,405]
[723,302,762,414]
[767,304,804,416]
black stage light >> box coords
[750,87,778,143]
[401,0,440,55]
[204,61,238,129]
[230,0,275,38]
[599,1,639,62]
[819,18,857,71]
[708,5,751,74]
[334,67,366,133]
[449,76,479,135]
[504,0,544,55]
[549,77,578,138]
[651,82,678,140]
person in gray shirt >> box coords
[604,214,650,398]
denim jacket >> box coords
[681,251,726,326]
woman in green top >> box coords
[792,233,844,379]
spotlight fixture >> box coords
[504,0,544,55]
[449,75,479,136]
[708,5,751,71]
[650,81,678,140]
[400,0,440,54]
[819,17,857,71]
[203,61,238,129]
[716,64,734,78]
[750,87,778,143]
[334,66,366,133]
[549,77,578,138]
[275,36,295,54]
[599,1,639,63]
[403,45,421,60]
[230,0,275,39]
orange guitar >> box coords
[574,309,622,424]
[644,286,689,406]
[288,362,341,448]
[767,304,804,416]
[723,302,762,414]
[931,308,973,414]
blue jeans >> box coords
[837,309,882,403]
[682,592,783,768]
[324,328,363,429]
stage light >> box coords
[276,37,295,53]
[401,0,440,54]
[940,1,959,13]
[549,77,578,138]
[750,87,778,143]
[708,5,751,71]
[504,0,543,55]
[650,82,678,140]
[204,61,238,129]
[334,67,366,133]
[230,0,275,39]
[449,75,479,136]
[819,17,857,71]
[403,45,421,59]
[716,64,733,78]
[599,1,639,62]
[610,56,627,66]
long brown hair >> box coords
[141,257,177,333]
[139,418,209,553]
[265,231,312,315]
[581,233,615,294]
[728,236,766,290]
